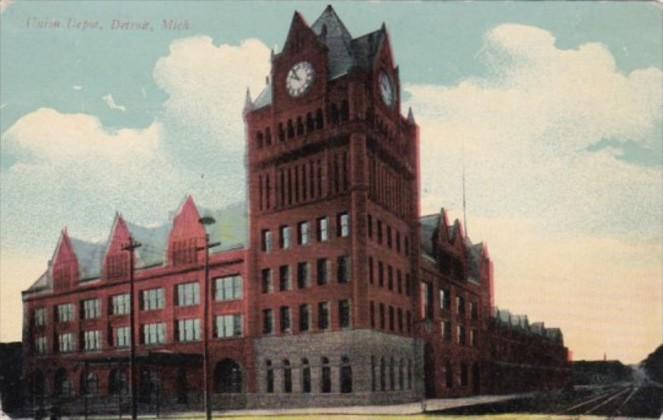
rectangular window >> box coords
[337,255,351,284]
[396,231,401,253]
[317,258,329,285]
[458,325,466,346]
[387,266,393,290]
[111,294,130,315]
[280,225,291,249]
[369,257,374,284]
[216,314,243,338]
[177,319,201,342]
[82,298,101,320]
[339,300,351,328]
[318,302,330,330]
[261,229,273,253]
[441,321,451,342]
[421,282,433,320]
[337,212,350,237]
[280,306,291,333]
[377,220,383,244]
[83,330,101,351]
[397,270,403,294]
[440,289,451,311]
[115,326,130,348]
[262,309,274,334]
[370,301,375,327]
[298,221,310,245]
[387,225,392,248]
[143,323,166,345]
[471,301,479,320]
[34,308,47,327]
[378,262,384,287]
[141,288,165,311]
[297,262,311,289]
[261,268,273,293]
[317,217,329,242]
[299,304,311,332]
[215,275,243,301]
[57,303,75,323]
[405,274,412,296]
[177,282,200,307]
[367,214,373,239]
[398,308,403,332]
[389,306,395,331]
[58,333,75,353]
[34,336,48,354]
[279,265,292,291]
[379,303,385,329]
[404,237,410,256]
[470,329,477,347]
[457,296,466,316]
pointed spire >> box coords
[381,22,387,32]
[243,88,253,113]
[270,48,275,62]
[407,107,415,123]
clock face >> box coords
[379,71,394,107]
[286,61,315,97]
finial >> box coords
[243,88,253,112]
[407,107,415,123]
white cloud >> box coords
[0,0,14,14]
[72,85,83,91]
[102,93,126,112]
[407,24,662,362]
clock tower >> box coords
[244,5,421,403]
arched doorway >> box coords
[176,368,188,403]
[109,369,128,395]
[139,368,160,403]
[54,369,72,397]
[32,370,45,402]
[424,342,436,398]
[214,359,242,393]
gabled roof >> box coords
[125,221,171,268]
[419,213,440,259]
[70,237,106,281]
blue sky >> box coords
[1,0,661,363]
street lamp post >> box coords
[198,216,220,420]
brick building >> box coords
[21,6,570,414]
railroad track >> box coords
[560,384,654,418]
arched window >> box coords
[214,359,242,393]
[296,117,304,136]
[316,109,324,129]
[109,369,128,395]
[331,103,339,125]
[81,372,99,395]
[380,357,386,391]
[287,119,295,139]
[278,122,285,142]
[340,356,352,393]
[54,369,72,397]
[266,360,274,393]
[340,100,349,122]
[389,357,395,391]
[306,113,315,132]
[320,357,331,393]
[301,358,311,393]
[283,359,292,393]
[398,359,405,390]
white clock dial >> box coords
[286,61,315,97]
[379,71,394,107]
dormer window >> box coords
[171,238,197,266]
[106,254,128,279]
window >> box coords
[301,358,311,393]
[280,306,291,333]
[177,282,200,307]
[370,301,375,327]
[398,308,403,332]
[339,300,351,328]
[457,295,466,316]
[115,326,130,348]
[297,262,311,289]
[34,308,47,327]
[389,358,396,390]
[143,323,166,345]
[321,357,331,393]
[405,274,411,296]
[396,231,401,253]
[387,266,393,290]
[299,304,311,332]
[440,288,451,311]
[262,309,274,334]
[441,320,452,342]
[279,265,292,291]
[83,330,101,351]
[34,336,47,354]
[58,333,75,353]
[471,329,478,347]
[261,269,273,293]
[380,358,386,391]
[57,304,74,323]
[215,275,243,301]
[421,282,433,320]
[379,303,385,329]
[399,359,405,390]
[389,306,395,331]
[461,363,468,386]
[282,360,292,393]
[82,298,101,320]
[369,257,374,284]
[318,302,330,330]
[142,288,165,311]
[407,311,412,333]
[177,319,201,342]
[378,261,384,287]
[458,325,466,346]
[404,237,410,256]
[216,314,243,338]
[377,220,383,244]
[280,225,291,249]
[337,255,351,284]
[337,212,350,237]
[112,294,130,315]
[471,301,479,320]
[266,360,274,393]
[367,214,373,239]
[340,356,352,393]
[387,225,392,248]
[317,258,329,285]
[261,230,273,253]
[397,270,403,294]
[317,217,329,242]
[298,221,310,245]
[371,356,377,391]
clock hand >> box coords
[291,70,300,81]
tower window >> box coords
[340,100,349,122]
[278,122,285,142]
[296,116,304,136]
[316,109,324,129]
[287,119,295,139]
[306,112,315,132]
[265,127,272,145]
[256,131,264,148]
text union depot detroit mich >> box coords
[22,5,570,413]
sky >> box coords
[0,0,661,364]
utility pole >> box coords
[197,217,220,420]
[122,237,141,420]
